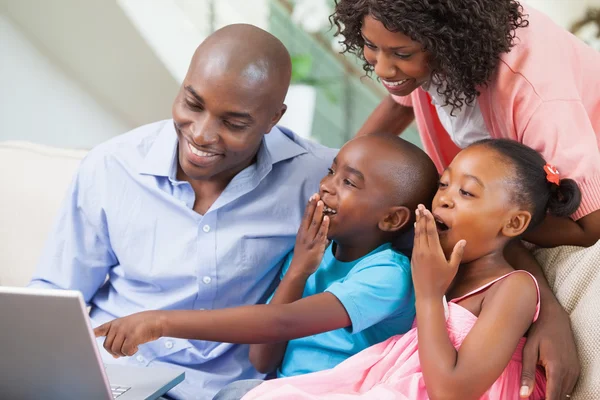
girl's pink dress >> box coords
[243,271,546,400]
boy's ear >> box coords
[378,206,411,233]
[265,104,287,134]
[502,210,532,238]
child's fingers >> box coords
[301,194,319,232]
[413,208,421,248]
[102,326,117,357]
[316,215,329,243]
[449,240,466,270]
[308,200,325,239]
[122,338,140,357]
[415,205,429,249]
[111,332,127,358]
[94,323,109,337]
[424,209,440,248]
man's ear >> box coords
[266,104,287,134]
[502,210,532,238]
[378,206,411,233]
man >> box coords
[30,24,335,399]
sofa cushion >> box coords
[0,141,87,287]
[533,241,600,399]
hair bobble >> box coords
[544,164,560,186]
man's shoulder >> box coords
[268,126,337,168]
[87,120,168,158]
[79,120,170,172]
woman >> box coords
[332,0,600,398]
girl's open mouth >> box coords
[434,217,450,234]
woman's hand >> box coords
[411,204,466,301]
[503,240,581,399]
[520,299,580,399]
[289,194,330,277]
[94,311,165,358]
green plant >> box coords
[290,53,339,103]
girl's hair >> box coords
[330,0,529,115]
[473,139,581,230]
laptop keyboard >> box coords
[111,385,131,398]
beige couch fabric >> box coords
[0,141,87,287]
[534,242,600,399]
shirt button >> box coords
[136,355,145,363]
[165,341,174,349]
[202,225,210,233]
[203,276,212,284]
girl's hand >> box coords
[94,311,165,358]
[290,194,330,277]
[411,204,466,301]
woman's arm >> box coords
[524,210,600,248]
[94,292,351,358]
[503,241,580,399]
[417,274,537,400]
[356,95,415,137]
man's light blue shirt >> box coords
[29,120,336,399]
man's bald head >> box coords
[172,24,294,184]
[187,24,292,113]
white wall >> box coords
[0,15,130,149]
[525,0,600,29]
[119,0,271,84]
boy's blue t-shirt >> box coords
[275,242,415,378]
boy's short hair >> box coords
[365,133,439,215]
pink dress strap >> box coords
[449,270,541,322]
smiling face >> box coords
[432,146,531,263]
[361,15,431,96]
[173,74,282,183]
[318,137,411,245]
[172,25,290,184]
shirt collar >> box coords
[139,121,308,180]
[139,120,179,180]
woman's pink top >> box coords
[393,5,600,220]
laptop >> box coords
[0,286,185,400]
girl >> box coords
[241,138,581,400]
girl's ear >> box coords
[379,206,411,233]
[502,210,532,238]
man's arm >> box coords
[524,210,600,248]
[504,241,580,400]
[356,95,414,137]
[29,159,115,301]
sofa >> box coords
[1,140,599,399]
[0,141,87,287]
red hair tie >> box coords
[544,164,560,186]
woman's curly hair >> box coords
[331,0,529,113]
